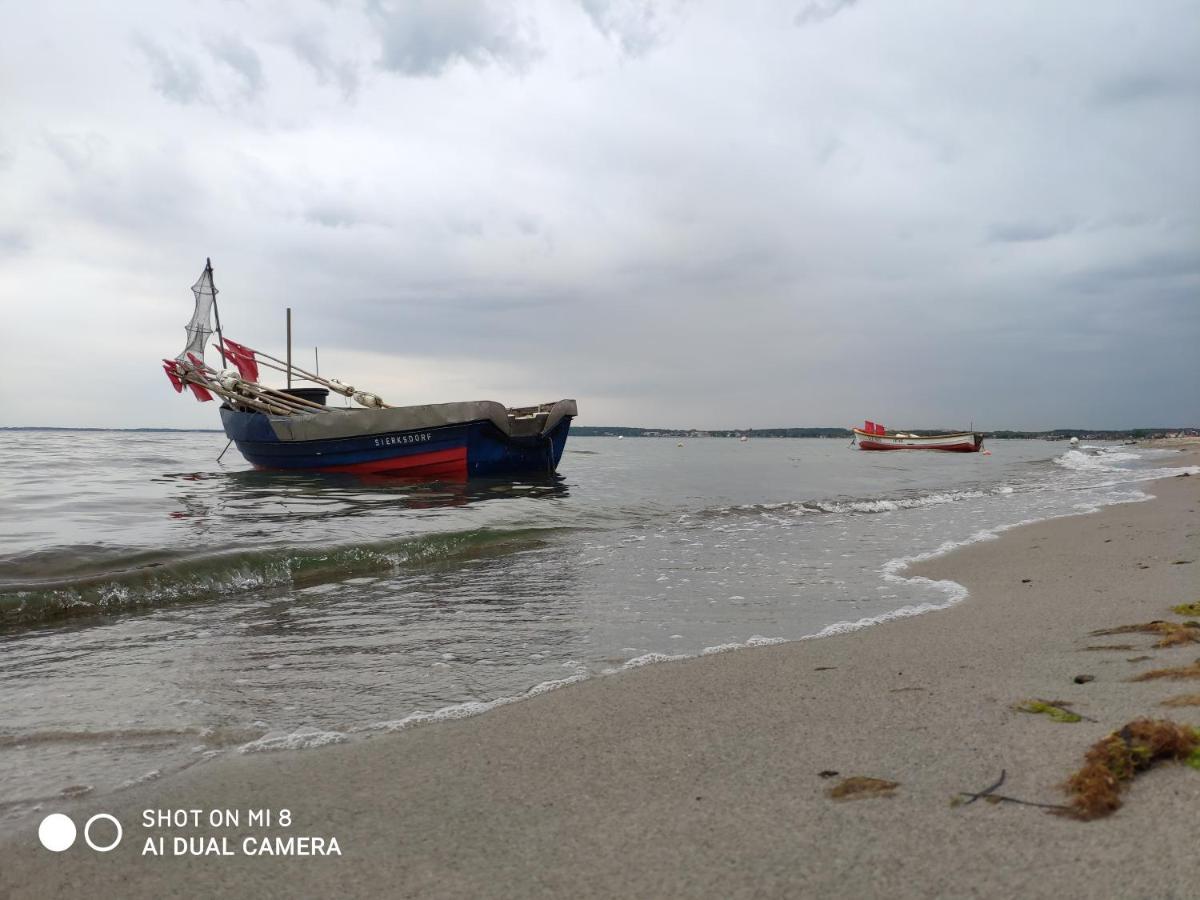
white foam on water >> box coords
[796,595,963,640]
[621,652,690,669]
[239,728,348,754]
[117,769,161,789]
[811,489,989,514]
[716,488,1003,519]
[358,673,592,736]
[1053,446,1168,473]
[701,634,787,655]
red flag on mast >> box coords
[162,360,184,393]
[221,338,260,382]
[187,382,214,402]
[174,354,215,401]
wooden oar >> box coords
[251,354,353,395]
[181,360,305,416]
[190,356,324,414]
[186,376,292,415]
[225,342,391,408]
[203,347,332,412]
[232,345,351,395]
[229,355,346,402]
[235,378,328,413]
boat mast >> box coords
[208,258,228,367]
[286,307,293,389]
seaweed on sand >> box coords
[1132,658,1200,681]
[1160,694,1200,707]
[1172,602,1200,616]
[1062,719,1200,820]
[1013,699,1084,723]
[1091,621,1200,648]
[827,776,898,800]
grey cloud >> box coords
[290,30,360,97]
[4,2,1198,430]
[134,36,206,104]
[207,37,265,99]
[44,138,204,237]
[368,0,537,76]
[987,221,1074,243]
[0,228,31,257]
[1064,251,1200,293]
[795,0,858,27]
[303,203,376,229]
[290,275,564,356]
[42,131,110,172]
[579,0,686,57]
[1091,70,1184,106]
[446,216,484,237]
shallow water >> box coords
[0,431,1193,818]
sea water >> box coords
[0,431,1194,820]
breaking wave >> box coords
[1054,447,1141,471]
[0,527,559,629]
[702,486,1013,520]
[350,672,593,740]
[1055,447,1199,481]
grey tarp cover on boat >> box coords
[267,399,577,443]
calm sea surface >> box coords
[1,431,1194,821]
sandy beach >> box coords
[4,454,1198,899]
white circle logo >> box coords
[84,813,123,852]
[38,814,77,852]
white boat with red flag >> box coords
[161,259,576,478]
[852,420,984,453]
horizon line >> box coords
[2,424,1195,435]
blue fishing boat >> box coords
[163,260,576,478]
[217,399,576,478]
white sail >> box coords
[178,262,217,364]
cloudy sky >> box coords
[1,0,1196,430]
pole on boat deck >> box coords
[286,307,292,389]
[208,258,227,367]
[314,346,319,377]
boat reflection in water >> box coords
[163,467,571,524]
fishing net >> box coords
[178,264,217,363]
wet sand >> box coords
[3,457,1198,899]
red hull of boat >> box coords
[257,447,469,478]
[857,439,980,452]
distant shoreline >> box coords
[571,426,1196,441]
